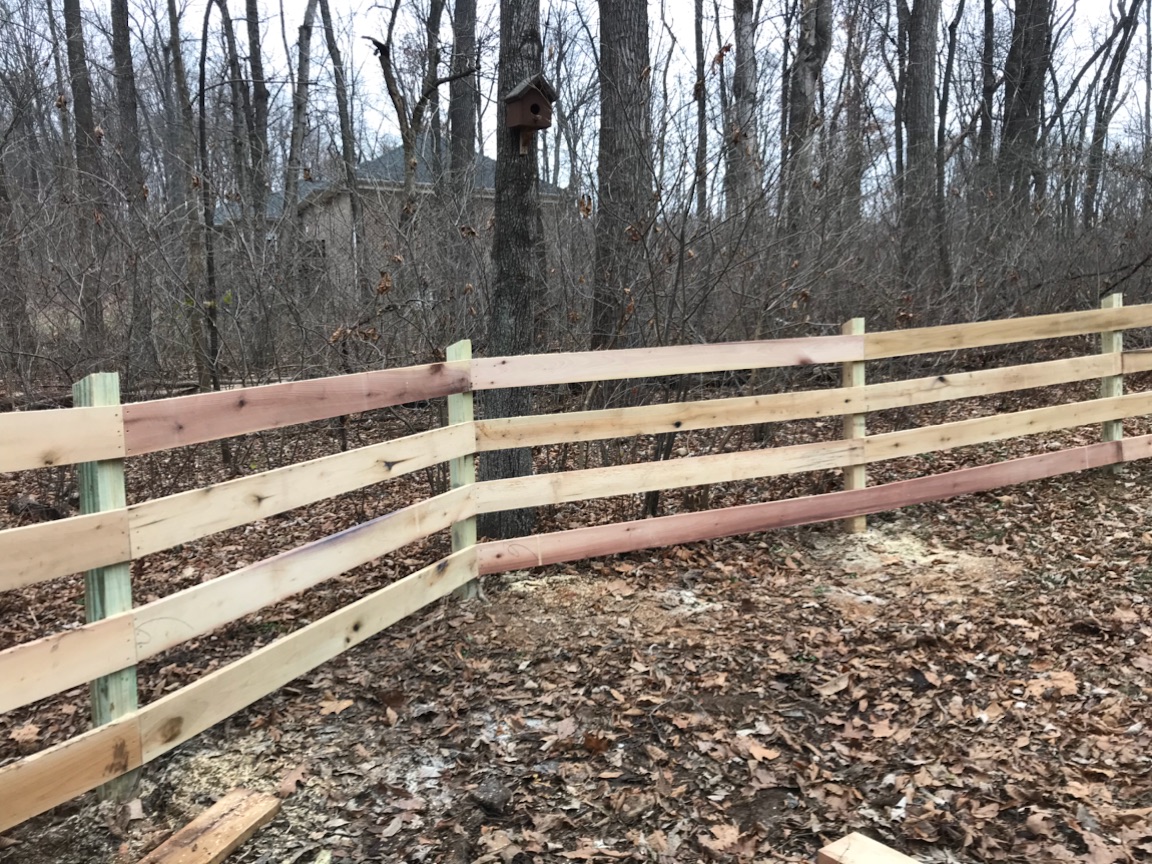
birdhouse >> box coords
[504,74,558,154]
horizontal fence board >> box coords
[1123,349,1152,374]
[0,552,476,833]
[478,435,1152,574]
[0,718,143,833]
[865,304,1152,360]
[475,440,860,514]
[475,354,1120,452]
[0,615,137,714]
[0,510,132,593]
[863,390,1152,463]
[471,336,863,390]
[0,406,124,471]
[129,425,473,557]
[139,550,476,763]
[0,489,473,714]
[122,363,469,455]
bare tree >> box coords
[449,0,477,197]
[999,0,1053,204]
[480,0,545,540]
[898,0,945,292]
[111,0,159,380]
[724,0,762,217]
[591,0,651,349]
[62,0,106,356]
[782,0,832,248]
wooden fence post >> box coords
[1101,293,1124,464]
[842,318,867,533]
[446,340,479,598]
[73,371,139,800]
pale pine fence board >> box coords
[122,362,469,454]
[472,335,864,389]
[0,488,474,714]
[477,434,1152,574]
[864,303,1152,359]
[0,551,477,833]
[0,406,123,472]
[475,354,1121,452]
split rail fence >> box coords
[3,297,1152,831]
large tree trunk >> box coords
[898,0,943,293]
[591,0,651,350]
[245,0,270,222]
[111,0,159,381]
[479,0,544,540]
[284,0,319,234]
[1082,0,1144,228]
[319,0,364,291]
[693,0,708,220]
[0,162,33,376]
[62,0,106,358]
[782,0,832,248]
[167,0,209,391]
[449,0,477,198]
[724,0,762,219]
[998,0,1053,206]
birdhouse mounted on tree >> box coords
[504,74,558,155]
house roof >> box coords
[221,137,561,224]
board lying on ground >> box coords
[1,298,1149,836]
[135,787,281,864]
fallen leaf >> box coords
[698,823,740,854]
[319,698,354,716]
[583,733,611,754]
[8,724,39,745]
[278,764,307,798]
[816,674,850,697]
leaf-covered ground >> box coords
[3,383,1152,864]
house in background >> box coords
[290,139,566,294]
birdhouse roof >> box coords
[504,73,558,105]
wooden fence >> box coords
[2,297,1151,831]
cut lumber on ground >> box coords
[818,832,919,864]
[136,788,280,864]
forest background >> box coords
[1,0,1150,406]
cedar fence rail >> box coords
[2,296,1151,832]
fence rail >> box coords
[2,298,1151,833]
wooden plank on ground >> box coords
[474,354,1120,452]
[477,434,1152,574]
[0,510,131,592]
[0,552,476,832]
[128,425,472,557]
[471,335,863,390]
[0,716,143,833]
[475,440,860,514]
[0,405,124,471]
[136,788,280,864]
[818,833,919,864]
[0,488,474,715]
[864,303,1152,360]
[122,362,469,455]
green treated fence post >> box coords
[446,340,479,599]
[73,372,139,799]
[1100,293,1124,464]
[841,318,867,533]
